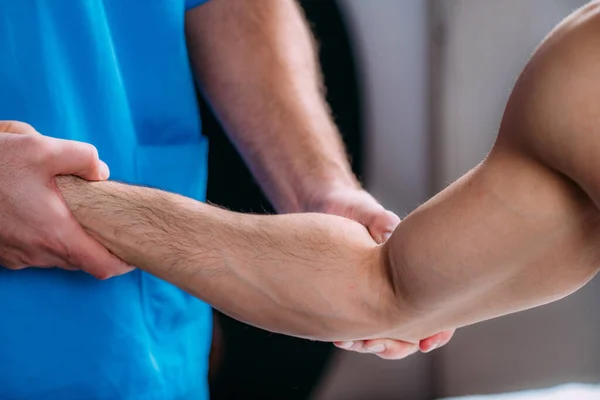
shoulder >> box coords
[493,1,600,201]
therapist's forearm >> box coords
[185,0,358,213]
[56,175,397,342]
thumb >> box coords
[365,209,401,244]
[47,138,110,181]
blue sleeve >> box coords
[186,0,210,10]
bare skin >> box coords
[185,0,450,355]
[50,1,600,358]
[0,121,131,279]
[1,0,447,358]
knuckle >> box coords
[0,121,36,134]
[36,235,70,264]
[5,263,28,270]
[32,233,59,252]
[18,247,51,267]
[0,253,30,270]
[63,244,83,264]
[27,257,49,267]
[13,121,36,134]
[28,137,59,166]
[17,132,40,149]
[77,142,99,162]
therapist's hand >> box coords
[334,330,455,360]
[308,186,400,244]
[0,121,133,279]
[310,185,456,359]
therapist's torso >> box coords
[0,1,212,399]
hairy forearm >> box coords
[185,0,358,212]
[56,176,396,341]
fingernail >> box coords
[424,342,440,353]
[367,344,385,353]
[337,341,354,349]
[382,232,392,242]
[100,161,110,180]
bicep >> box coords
[500,3,600,207]
[382,5,600,340]
[385,146,600,340]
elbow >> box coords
[316,245,422,343]
[372,236,454,342]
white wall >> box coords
[431,0,587,188]
[340,0,431,214]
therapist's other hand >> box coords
[0,121,133,279]
[334,330,455,360]
[309,186,401,244]
[310,185,456,358]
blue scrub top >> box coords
[0,1,212,399]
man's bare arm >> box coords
[372,2,600,341]
[184,0,451,355]
[54,156,598,346]
[57,176,395,341]
[55,138,599,343]
[57,3,600,344]
[185,0,359,214]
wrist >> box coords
[55,175,89,214]
[270,165,359,214]
[268,117,360,213]
[300,173,361,212]
[56,176,126,233]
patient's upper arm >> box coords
[380,5,600,339]
[498,3,600,206]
